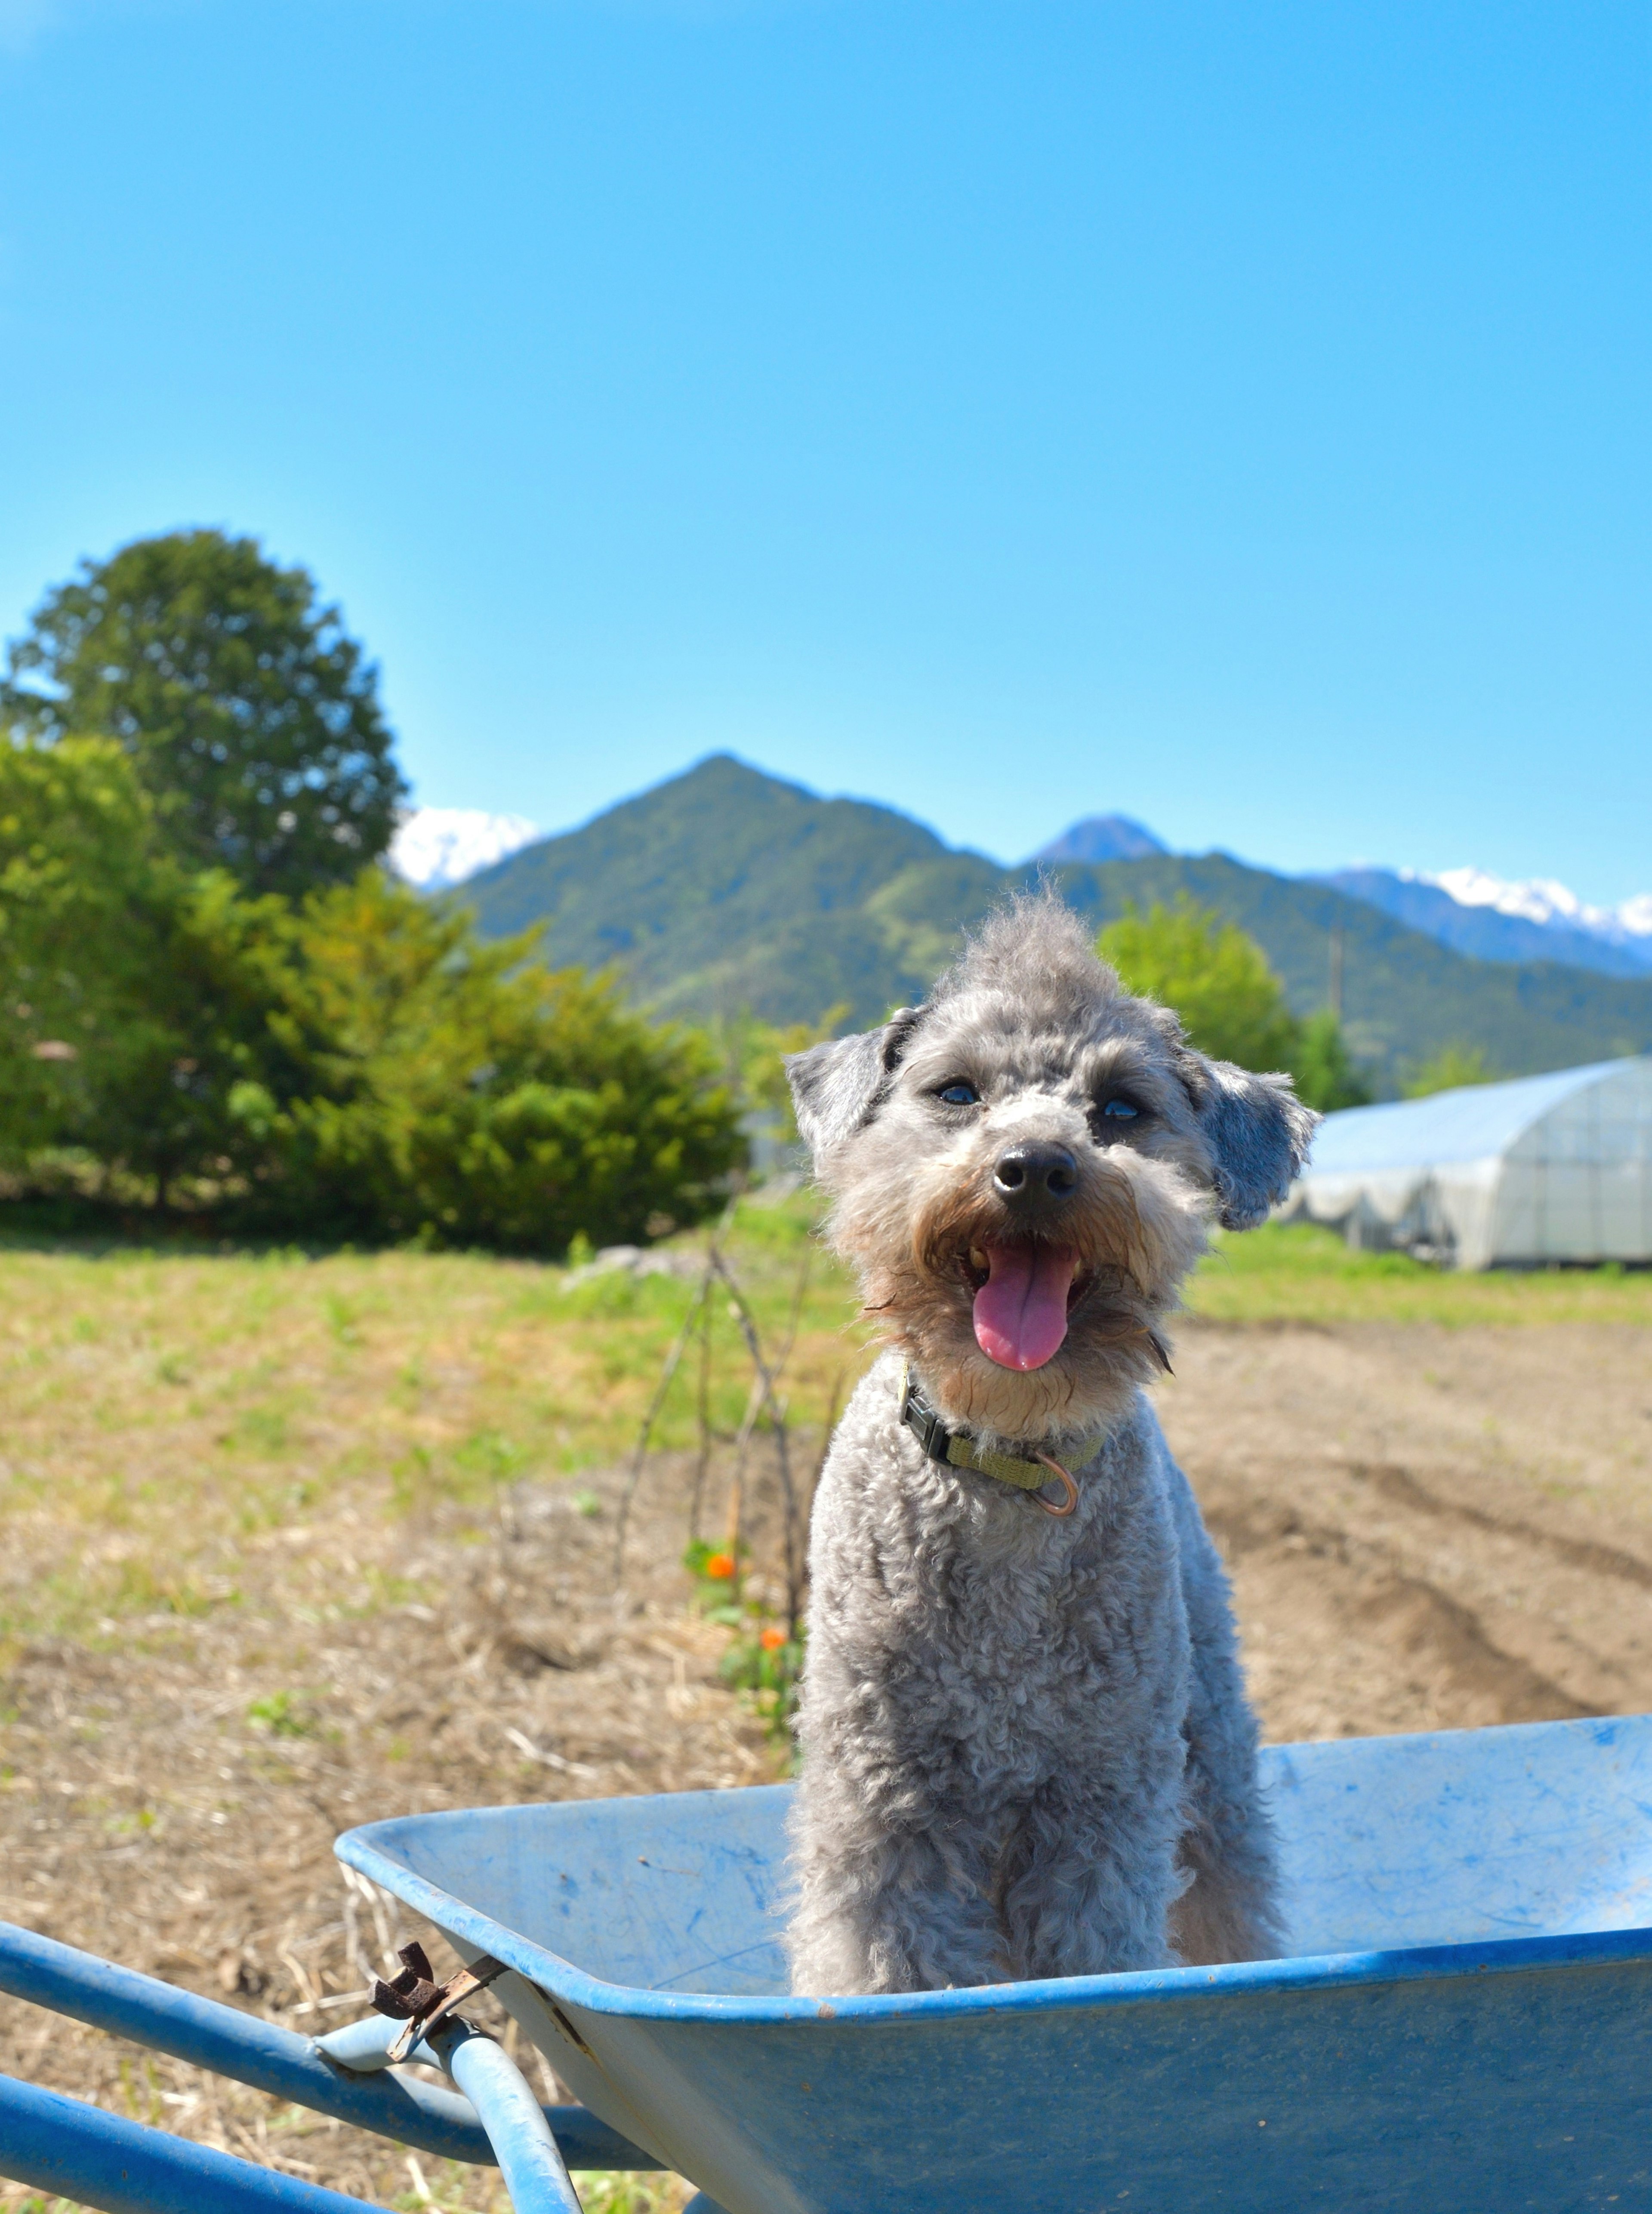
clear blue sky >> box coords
[1,1,1646,897]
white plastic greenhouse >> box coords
[1286,1057,1652,1270]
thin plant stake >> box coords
[712,1248,811,1637]
[688,1291,715,1541]
[612,1265,713,1583]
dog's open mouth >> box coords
[961,1241,1089,1371]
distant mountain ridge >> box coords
[1316,865,1652,980]
[459,755,1652,1095]
[402,790,1652,988]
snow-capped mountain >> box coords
[1425,867,1652,950]
[390,808,542,890]
[1032,810,1652,981]
[1319,866,1652,979]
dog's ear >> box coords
[1183,1053,1319,1230]
[786,1007,925,1166]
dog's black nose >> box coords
[993,1143,1078,1203]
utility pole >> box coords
[1328,924,1344,1021]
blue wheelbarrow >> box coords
[4,1712,1652,2213]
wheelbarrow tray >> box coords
[338,1714,1652,2213]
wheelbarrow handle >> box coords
[435,2019,586,2214]
[0,1917,653,2171]
[318,2016,732,2214]
[318,2012,588,2213]
[0,2068,397,2214]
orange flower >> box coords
[759,1625,786,1651]
[704,1552,736,1580]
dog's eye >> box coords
[936,1081,980,1107]
[1088,1096,1143,1139]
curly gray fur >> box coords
[783,893,1315,1995]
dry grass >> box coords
[0,1190,869,1650]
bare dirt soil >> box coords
[1162,1319,1652,1740]
[4,1318,1651,2209]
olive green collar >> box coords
[897,1362,1095,1517]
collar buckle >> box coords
[898,1363,953,1463]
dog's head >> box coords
[787,895,1318,1444]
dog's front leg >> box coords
[1163,1462,1285,1965]
[998,1772,1187,1980]
[787,1785,1005,1995]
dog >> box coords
[781,894,1316,1996]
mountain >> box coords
[1032,815,1166,865]
[461,755,1002,1025]
[460,755,1652,1094]
[391,808,541,889]
[1320,865,1652,981]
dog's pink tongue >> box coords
[973,1244,1076,1371]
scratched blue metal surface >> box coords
[339,1715,1652,2213]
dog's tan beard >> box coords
[838,1154,1209,1447]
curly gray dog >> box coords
[782,895,1316,1996]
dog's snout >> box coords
[993,1143,1078,1203]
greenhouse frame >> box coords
[1285,1057,1652,1270]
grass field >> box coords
[0,1193,869,1652]
[1188,1219,1652,1326]
[3,1202,1649,1652]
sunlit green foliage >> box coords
[1291,1007,1375,1112]
[1100,896,1303,1070]
[1099,898,1373,1112]
[0,737,292,1204]
[240,871,746,1251]
[703,1003,849,1152]
[0,755,743,1249]
[1402,1044,1498,1097]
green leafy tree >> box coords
[1,531,405,897]
[705,1003,851,1158]
[1100,898,1302,1072]
[1402,1044,1496,1098]
[1292,1007,1375,1112]
[238,872,746,1252]
[0,737,291,1205]
[2,755,741,1247]
[1099,898,1371,1113]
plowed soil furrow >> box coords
[1162,1318,1652,1744]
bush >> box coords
[1100,897,1301,1071]
[0,752,744,1249]
[242,873,746,1251]
[1402,1044,1497,1098]
[703,1003,849,1168]
[1292,1007,1375,1113]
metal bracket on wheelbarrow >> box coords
[367,1936,508,2061]
[0,1917,721,2214]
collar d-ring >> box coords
[1031,1452,1079,1517]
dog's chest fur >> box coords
[805,1356,1193,1814]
